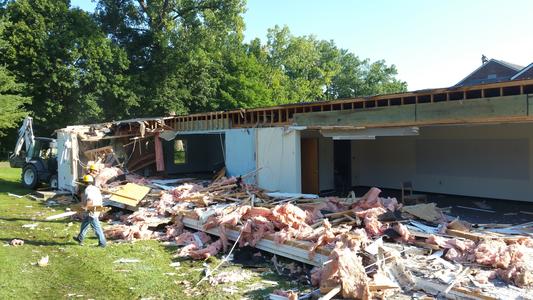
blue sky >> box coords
[72,0,533,90]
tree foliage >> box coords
[0,0,407,140]
[0,18,29,137]
[0,0,137,133]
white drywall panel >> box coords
[57,131,78,193]
[256,127,301,193]
[225,129,256,183]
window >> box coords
[174,139,187,164]
[487,74,497,79]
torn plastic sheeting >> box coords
[407,220,441,234]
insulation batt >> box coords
[425,235,533,287]
[203,203,311,251]
[319,234,371,299]
[353,187,400,212]
[354,207,388,236]
[473,270,497,284]
[175,231,211,247]
[240,216,275,247]
[272,290,298,300]
[392,223,412,243]
[309,219,336,254]
[188,239,223,259]
[270,203,309,229]
[473,240,518,269]
[104,224,153,241]
[94,167,123,188]
[349,187,400,236]
[164,222,184,241]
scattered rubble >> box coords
[49,162,533,299]
[37,256,49,267]
[10,239,24,246]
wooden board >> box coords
[109,183,151,207]
[293,95,531,129]
[301,138,319,194]
[293,105,416,127]
[416,95,527,122]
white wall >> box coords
[225,129,256,183]
[256,127,301,193]
[318,136,334,191]
[351,123,533,202]
[57,130,79,193]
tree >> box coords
[0,66,29,137]
[262,26,407,103]
[0,18,29,137]
[327,52,407,99]
[0,0,137,133]
[0,0,408,137]
[95,0,247,115]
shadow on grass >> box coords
[0,216,70,224]
[0,237,74,246]
[0,178,28,195]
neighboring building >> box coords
[455,58,523,87]
[56,61,533,203]
[455,57,533,87]
[512,63,533,81]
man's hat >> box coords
[82,175,94,183]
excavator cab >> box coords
[8,117,59,189]
[21,137,58,189]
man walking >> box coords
[73,175,107,247]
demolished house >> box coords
[52,61,533,299]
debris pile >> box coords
[81,168,533,299]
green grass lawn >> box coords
[0,162,294,299]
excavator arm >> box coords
[9,116,34,168]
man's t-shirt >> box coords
[83,185,103,218]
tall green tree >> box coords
[95,0,246,115]
[0,65,28,137]
[0,0,137,133]
[263,26,406,103]
[0,18,29,137]
[328,51,407,99]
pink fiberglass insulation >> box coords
[318,234,371,299]
[354,207,388,236]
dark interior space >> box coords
[163,133,225,176]
[333,140,351,194]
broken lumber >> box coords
[318,285,341,300]
[45,211,77,220]
[414,276,497,300]
[181,217,330,266]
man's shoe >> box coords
[73,236,83,245]
[98,244,106,248]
